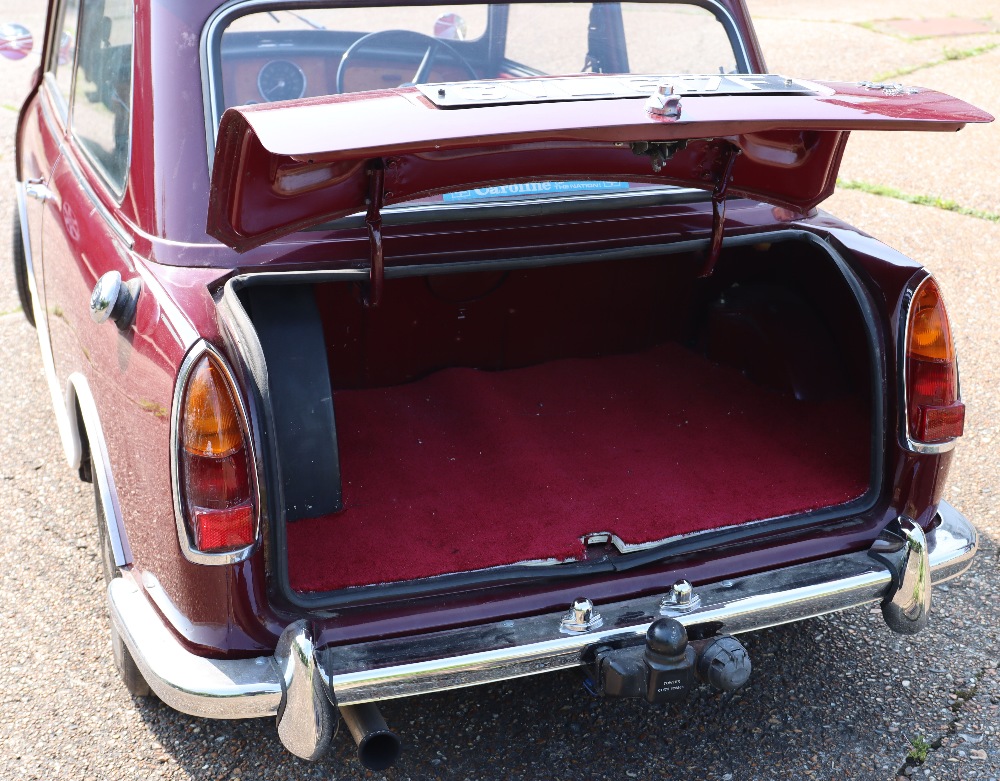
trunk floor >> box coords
[288,343,870,592]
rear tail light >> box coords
[904,277,964,445]
[176,348,257,555]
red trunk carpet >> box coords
[287,343,869,592]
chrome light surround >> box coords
[898,273,962,455]
[170,340,262,564]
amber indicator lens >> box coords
[179,353,257,553]
[908,280,952,361]
[905,278,964,443]
[182,357,243,457]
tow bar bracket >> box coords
[582,617,751,703]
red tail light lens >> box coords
[905,278,964,444]
[179,352,257,553]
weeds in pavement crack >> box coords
[896,666,987,776]
[875,42,999,81]
[907,735,933,764]
[837,180,1000,223]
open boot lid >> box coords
[208,74,992,252]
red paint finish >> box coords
[208,81,991,251]
[11,0,981,659]
[304,502,906,646]
[226,82,990,160]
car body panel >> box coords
[207,79,991,251]
[8,0,984,749]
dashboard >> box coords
[219,33,483,107]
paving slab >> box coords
[751,2,1000,224]
[834,47,1000,214]
[885,18,998,38]
[750,15,997,83]
[747,0,1000,25]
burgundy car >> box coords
[11,0,991,769]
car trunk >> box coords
[228,234,875,596]
[204,77,990,601]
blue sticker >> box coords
[443,181,629,202]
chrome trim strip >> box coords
[108,573,284,718]
[169,340,262,565]
[325,502,974,704]
[43,72,69,124]
[69,373,133,567]
[38,75,64,135]
[15,180,41,311]
[107,501,975,719]
[899,274,959,455]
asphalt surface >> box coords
[1,1,998,779]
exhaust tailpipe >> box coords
[339,703,401,771]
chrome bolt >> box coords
[660,580,702,616]
[673,580,692,606]
[560,597,604,634]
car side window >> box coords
[71,0,133,195]
[50,0,80,113]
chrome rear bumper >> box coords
[108,501,976,749]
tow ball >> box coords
[581,618,751,703]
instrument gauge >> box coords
[257,60,307,102]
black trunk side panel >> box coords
[245,284,342,520]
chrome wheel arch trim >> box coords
[17,180,132,568]
[68,373,134,568]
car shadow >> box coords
[132,552,994,781]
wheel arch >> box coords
[66,373,133,568]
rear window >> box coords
[208,1,744,209]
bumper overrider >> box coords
[108,502,976,763]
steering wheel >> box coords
[336,29,478,94]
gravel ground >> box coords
[1,1,999,780]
